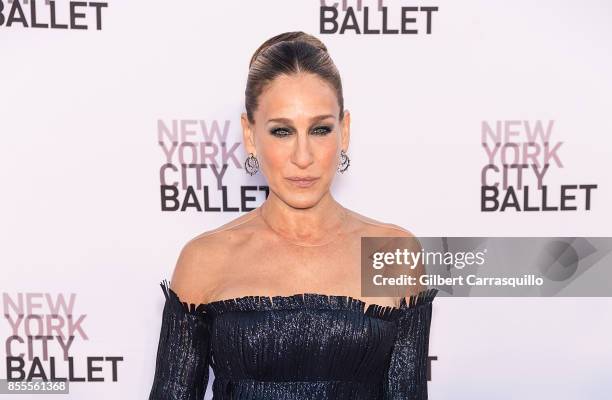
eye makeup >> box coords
[269,125,333,138]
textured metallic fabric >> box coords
[149,279,438,400]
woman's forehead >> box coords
[256,74,339,122]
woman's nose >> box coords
[291,134,315,168]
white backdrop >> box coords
[1,0,611,399]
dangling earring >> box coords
[245,152,259,175]
[337,149,350,173]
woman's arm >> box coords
[149,241,213,400]
[149,280,211,400]
[383,288,438,400]
[381,229,438,399]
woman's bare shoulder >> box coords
[345,207,418,238]
[169,209,260,304]
[345,207,426,303]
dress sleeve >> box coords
[149,279,211,400]
[383,288,438,400]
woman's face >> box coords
[241,72,350,209]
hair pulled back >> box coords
[245,31,344,125]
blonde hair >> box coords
[245,31,344,124]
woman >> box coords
[149,31,438,400]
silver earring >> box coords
[245,152,259,175]
[338,150,350,173]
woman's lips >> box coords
[286,177,319,188]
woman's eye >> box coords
[270,128,291,137]
[270,126,331,137]
[312,126,332,136]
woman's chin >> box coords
[281,193,323,209]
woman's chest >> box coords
[206,228,401,309]
[205,305,400,382]
[213,235,364,297]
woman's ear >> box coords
[241,113,256,155]
[341,109,351,152]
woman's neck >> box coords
[258,195,348,246]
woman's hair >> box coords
[245,31,344,125]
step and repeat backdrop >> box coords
[1,1,611,399]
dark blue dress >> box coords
[149,279,438,400]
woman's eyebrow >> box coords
[267,114,336,124]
